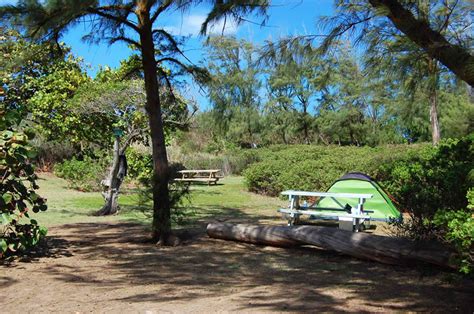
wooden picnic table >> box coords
[174,169,221,185]
[278,190,373,232]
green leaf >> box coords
[2,193,13,204]
[1,213,12,225]
[0,239,7,253]
[29,192,39,201]
[2,130,13,140]
[39,226,48,236]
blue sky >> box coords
[1,0,335,108]
[61,1,335,74]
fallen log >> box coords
[206,222,301,247]
[207,222,457,269]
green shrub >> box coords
[169,145,263,176]
[1,116,47,259]
[32,138,76,171]
[433,205,473,274]
[243,144,427,196]
[54,155,107,192]
[377,136,473,224]
[126,147,153,182]
[244,160,287,195]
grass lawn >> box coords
[36,173,286,228]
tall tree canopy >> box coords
[321,0,474,87]
[1,0,268,244]
[205,36,262,148]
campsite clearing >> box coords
[1,174,473,312]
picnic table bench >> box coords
[174,169,221,185]
[278,190,373,232]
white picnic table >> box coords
[278,190,373,232]
[174,169,221,185]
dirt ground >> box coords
[1,222,473,313]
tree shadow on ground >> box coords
[11,214,472,312]
[0,235,72,268]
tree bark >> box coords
[97,136,121,215]
[136,3,171,244]
[207,222,457,269]
[207,222,301,247]
[429,88,440,145]
[428,59,441,145]
[368,0,474,87]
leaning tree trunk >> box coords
[207,223,457,269]
[97,137,122,215]
[368,0,474,87]
[137,6,172,245]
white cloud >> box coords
[165,14,238,36]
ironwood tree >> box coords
[321,0,473,144]
[1,0,268,244]
[320,0,474,88]
[205,36,263,148]
[262,38,322,144]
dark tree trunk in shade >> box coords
[136,3,171,244]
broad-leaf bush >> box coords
[126,147,153,182]
[54,155,108,192]
[377,136,473,235]
[1,112,47,259]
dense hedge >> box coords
[175,149,260,176]
[243,144,428,196]
[377,136,473,273]
[377,136,473,218]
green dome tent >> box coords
[312,172,402,222]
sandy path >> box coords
[1,222,473,313]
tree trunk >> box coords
[428,59,441,145]
[137,5,172,244]
[429,89,440,145]
[207,222,457,269]
[97,136,121,215]
[302,104,310,144]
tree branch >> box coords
[368,0,474,87]
[152,28,195,65]
[87,7,139,32]
[150,0,173,23]
[108,35,142,49]
[120,129,142,154]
